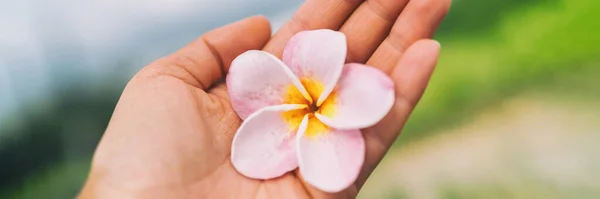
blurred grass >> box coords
[398,0,600,145]
[1,159,89,199]
[378,156,600,199]
[359,94,600,199]
[437,176,599,199]
[3,0,600,198]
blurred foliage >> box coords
[399,0,600,144]
[0,84,123,198]
[2,160,90,199]
[437,0,556,38]
[1,0,600,198]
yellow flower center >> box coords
[282,78,336,138]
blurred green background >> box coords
[1,0,599,198]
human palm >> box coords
[79,0,450,198]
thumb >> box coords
[158,16,272,90]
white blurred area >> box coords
[359,96,600,199]
[0,0,300,121]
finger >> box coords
[357,39,440,188]
[367,0,450,73]
[156,16,271,90]
[263,0,363,57]
[339,0,409,63]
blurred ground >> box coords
[360,94,600,199]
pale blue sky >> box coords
[0,0,302,122]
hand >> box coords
[79,0,450,198]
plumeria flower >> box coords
[226,29,395,192]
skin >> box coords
[78,0,451,198]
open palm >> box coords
[79,0,450,198]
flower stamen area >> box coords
[282,78,336,138]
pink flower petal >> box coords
[296,128,365,193]
[227,50,310,119]
[231,104,308,179]
[283,29,347,106]
[316,63,394,129]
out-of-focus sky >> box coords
[0,0,301,121]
